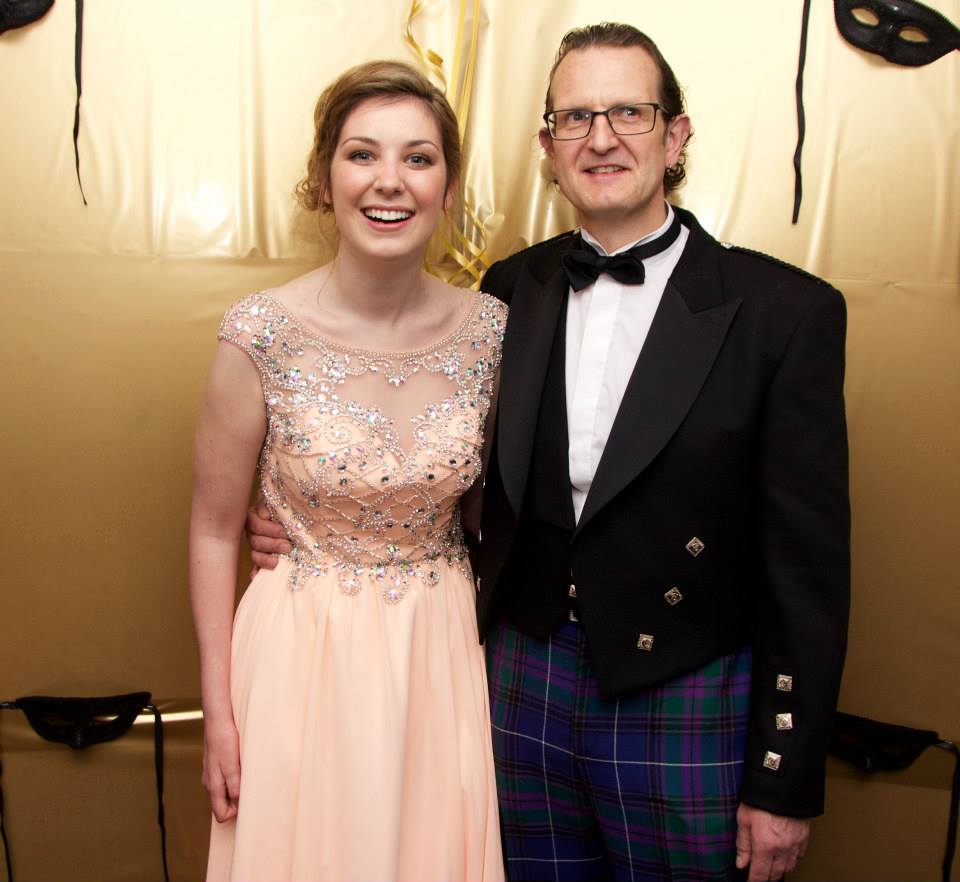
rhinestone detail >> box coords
[219,291,506,602]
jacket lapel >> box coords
[575,212,741,532]
[497,243,573,517]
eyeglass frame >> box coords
[542,102,667,141]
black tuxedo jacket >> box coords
[477,206,850,818]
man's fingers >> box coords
[250,550,281,570]
[245,506,287,539]
[780,849,800,877]
[735,819,752,869]
[747,850,774,882]
[745,835,802,880]
[248,533,291,555]
[737,804,810,880]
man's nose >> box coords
[586,113,618,151]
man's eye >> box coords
[566,110,591,123]
[618,105,640,118]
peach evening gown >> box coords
[205,291,506,882]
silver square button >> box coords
[763,751,782,771]
[664,587,683,606]
[776,713,794,731]
[636,633,655,651]
[776,674,794,693]
[686,537,705,557]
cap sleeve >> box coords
[217,292,286,380]
[475,292,508,372]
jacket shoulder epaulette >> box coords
[724,244,833,289]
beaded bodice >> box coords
[219,291,507,603]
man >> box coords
[249,23,849,882]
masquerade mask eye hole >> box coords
[899,25,931,42]
[851,6,881,25]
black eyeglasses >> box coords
[542,103,663,140]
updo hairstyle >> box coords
[296,60,462,214]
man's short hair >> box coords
[544,22,692,194]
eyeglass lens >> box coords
[550,104,658,139]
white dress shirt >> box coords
[565,204,689,522]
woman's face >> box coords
[325,96,450,264]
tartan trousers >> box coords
[487,619,752,882]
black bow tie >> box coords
[560,212,682,291]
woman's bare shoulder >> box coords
[260,266,329,311]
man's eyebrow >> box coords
[340,136,440,149]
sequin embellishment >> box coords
[219,291,506,603]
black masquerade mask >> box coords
[835,0,960,66]
[792,0,960,223]
[831,712,959,882]
[0,692,168,882]
[0,0,54,34]
[10,692,150,749]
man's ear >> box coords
[664,114,691,167]
[538,127,557,183]
[538,127,554,156]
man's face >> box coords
[539,46,690,250]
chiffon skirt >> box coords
[205,557,504,882]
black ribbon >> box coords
[793,0,812,224]
[561,211,682,291]
[73,0,86,204]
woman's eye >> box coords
[349,150,373,161]
[408,153,434,166]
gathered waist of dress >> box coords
[283,522,471,605]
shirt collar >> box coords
[580,203,676,257]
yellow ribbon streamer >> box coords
[404,0,447,91]
[405,0,490,288]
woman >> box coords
[189,60,505,882]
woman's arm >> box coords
[189,341,267,822]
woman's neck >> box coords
[324,244,427,325]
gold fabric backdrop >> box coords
[1,1,957,879]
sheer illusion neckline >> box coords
[255,291,483,357]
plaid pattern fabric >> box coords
[487,619,752,882]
